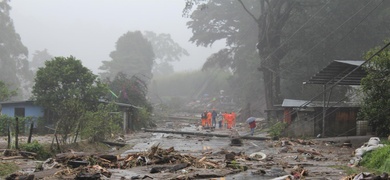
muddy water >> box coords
[114,123,275,179]
[110,121,354,179]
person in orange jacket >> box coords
[223,112,229,128]
[231,111,236,128]
[201,111,207,127]
[207,111,212,127]
[226,113,233,129]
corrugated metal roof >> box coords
[0,100,35,105]
[282,99,359,108]
[334,60,364,66]
[305,60,366,85]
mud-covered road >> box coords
[0,120,372,179]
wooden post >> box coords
[28,122,34,143]
[123,111,127,134]
[7,124,11,149]
[15,117,19,149]
[322,85,326,137]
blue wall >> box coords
[1,101,44,117]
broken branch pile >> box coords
[30,144,230,179]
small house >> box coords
[0,100,44,133]
[282,99,361,137]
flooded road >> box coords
[108,120,356,179]
[1,119,364,179]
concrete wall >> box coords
[284,107,359,137]
[285,111,315,137]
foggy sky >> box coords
[10,0,225,73]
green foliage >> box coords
[55,99,87,143]
[0,162,19,177]
[360,145,390,173]
[32,56,108,143]
[99,31,154,80]
[359,43,390,136]
[268,121,287,139]
[33,56,108,110]
[227,160,248,171]
[0,115,13,136]
[20,140,52,160]
[80,103,122,142]
[0,81,17,101]
[0,115,36,136]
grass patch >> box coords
[0,162,19,177]
[360,144,390,173]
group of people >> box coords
[200,110,236,129]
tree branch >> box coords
[237,0,260,25]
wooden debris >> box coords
[297,148,323,157]
[20,151,38,158]
[1,155,24,160]
[198,156,206,162]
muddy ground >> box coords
[0,120,372,179]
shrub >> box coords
[80,103,122,142]
[20,140,52,160]
[268,121,287,139]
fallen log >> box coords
[143,129,270,141]
[20,151,38,158]
[99,154,117,162]
[67,160,89,168]
[100,141,127,147]
[55,152,91,163]
[2,156,24,160]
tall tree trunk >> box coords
[255,0,292,111]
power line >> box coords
[258,0,382,107]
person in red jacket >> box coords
[249,120,256,136]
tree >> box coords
[32,56,108,143]
[99,31,154,81]
[30,49,53,73]
[183,0,278,114]
[0,81,17,101]
[143,31,189,76]
[280,0,390,100]
[359,43,390,136]
[107,72,153,130]
[184,0,390,115]
[0,0,33,100]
